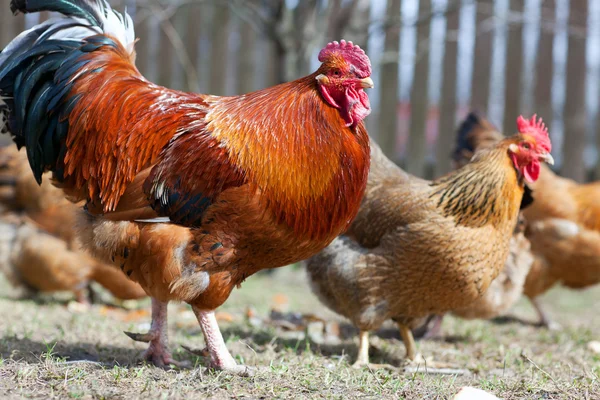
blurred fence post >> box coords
[0,0,15,49]
[534,0,555,133]
[470,0,493,113]
[502,0,524,133]
[346,0,371,51]
[377,0,402,161]
[209,3,231,95]
[436,0,460,177]
[562,0,587,181]
[237,18,257,94]
[406,0,432,176]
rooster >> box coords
[306,116,553,366]
[0,145,146,303]
[0,0,373,373]
[453,112,600,329]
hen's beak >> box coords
[539,152,554,165]
[359,77,374,89]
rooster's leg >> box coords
[352,330,371,368]
[124,298,188,368]
[530,297,561,330]
[192,306,253,376]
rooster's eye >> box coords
[333,70,341,76]
[522,143,531,150]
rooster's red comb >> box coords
[318,40,372,77]
[517,114,551,152]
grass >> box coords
[0,267,599,399]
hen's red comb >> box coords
[318,40,372,77]
[517,114,551,152]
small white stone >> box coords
[453,387,500,400]
[587,341,600,354]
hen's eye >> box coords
[522,143,531,150]
[333,70,341,76]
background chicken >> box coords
[0,145,146,303]
[306,117,553,367]
[453,112,600,329]
[0,0,373,373]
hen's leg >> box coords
[352,330,371,368]
[398,323,417,360]
[351,330,398,370]
[398,322,456,370]
[530,297,561,330]
[124,298,186,368]
[412,315,444,340]
[422,315,444,339]
[192,306,253,376]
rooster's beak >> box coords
[359,77,374,89]
[539,153,554,165]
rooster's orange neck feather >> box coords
[206,74,370,240]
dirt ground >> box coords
[0,266,598,399]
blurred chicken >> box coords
[452,112,600,329]
[307,116,553,367]
[0,145,146,302]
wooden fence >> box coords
[0,0,597,181]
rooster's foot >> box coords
[123,331,154,343]
[182,345,254,376]
[142,342,190,369]
[208,361,255,376]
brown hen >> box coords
[307,119,553,366]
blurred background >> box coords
[0,0,595,181]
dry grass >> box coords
[0,267,599,399]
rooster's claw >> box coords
[181,344,209,357]
[123,331,154,343]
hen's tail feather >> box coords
[453,112,482,161]
[452,111,504,167]
[0,0,134,183]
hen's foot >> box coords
[352,360,397,371]
[538,319,562,331]
[531,298,562,331]
[403,354,463,374]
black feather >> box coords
[0,1,125,186]
[520,184,534,210]
[23,80,53,181]
[452,111,482,164]
[11,0,103,27]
